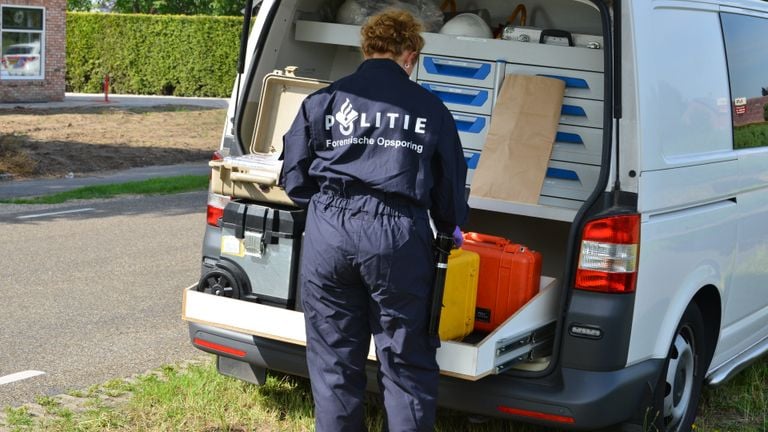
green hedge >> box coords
[66,12,242,97]
[734,122,768,149]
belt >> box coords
[314,187,424,219]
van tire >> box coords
[649,303,708,432]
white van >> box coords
[182,0,768,430]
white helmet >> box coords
[439,13,493,38]
[336,0,367,25]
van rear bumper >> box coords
[189,322,662,430]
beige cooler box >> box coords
[210,68,328,206]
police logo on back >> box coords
[324,99,427,154]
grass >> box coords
[0,175,209,205]
[734,122,768,149]
[696,357,768,431]
[3,406,34,428]
[122,361,316,431]
[3,357,764,431]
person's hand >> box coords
[452,226,463,248]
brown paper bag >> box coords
[470,74,565,203]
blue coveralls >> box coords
[282,58,468,432]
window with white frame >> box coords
[1,5,44,79]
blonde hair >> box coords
[360,9,425,57]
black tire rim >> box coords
[201,270,237,298]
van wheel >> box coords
[651,303,708,432]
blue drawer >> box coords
[540,160,601,202]
[462,149,600,209]
[418,55,496,89]
[560,97,603,129]
[419,81,494,116]
[551,125,603,165]
[537,195,584,209]
[463,149,481,186]
[453,112,490,151]
[503,63,604,101]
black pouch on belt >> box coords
[428,232,457,337]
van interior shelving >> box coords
[237,0,606,274]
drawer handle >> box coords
[555,131,584,144]
[464,152,481,169]
[454,115,487,133]
[422,83,488,107]
[546,167,580,182]
[538,74,590,89]
[540,29,574,47]
[424,57,492,80]
[561,104,588,117]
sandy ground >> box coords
[0,105,227,179]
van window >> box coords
[721,13,768,150]
[641,7,731,164]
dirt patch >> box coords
[0,105,228,179]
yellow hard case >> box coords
[439,248,480,341]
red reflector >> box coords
[497,405,575,424]
[193,338,246,358]
[207,204,224,227]
[576,269,638,294]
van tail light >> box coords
[575,214,640,293]
[206,151,230,227]
[206,192,229,227]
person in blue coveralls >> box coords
[281,9,468,432]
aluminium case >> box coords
[209,69,329,206]
[218,200,306,308]
[501,26,603,50]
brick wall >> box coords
[733,95,768,127]
[0,0,66,102]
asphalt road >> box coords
[0,191,209,407]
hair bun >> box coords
[360,9,425,57]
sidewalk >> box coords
[0,92,229,110]
[0,163,211,200]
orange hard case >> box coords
[461,232,542,333]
